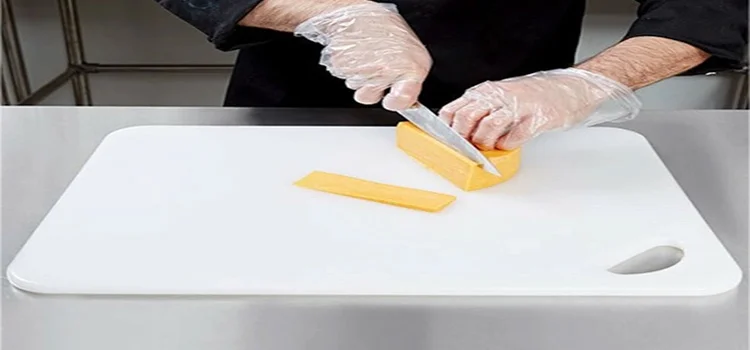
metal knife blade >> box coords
[398,103,501,176]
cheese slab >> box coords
[294,171,456,212]
[396,122,521,191]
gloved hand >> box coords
[438,68,641,150]
[295,2,432,111]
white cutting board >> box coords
[7,125,742,296]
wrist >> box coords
[294,2,398,37]
[573,65,629,88]
[529,68,636,103]
[573,46,641,90]
[559,67,641,124]
[565,67,635,95]
[240,0,375,32]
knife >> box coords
[398,103,501,176]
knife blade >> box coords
[398,103,501,176]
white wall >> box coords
[8,0,744,108]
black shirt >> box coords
[155,0,747,108]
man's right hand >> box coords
[291,2,432,111]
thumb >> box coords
[382,78,423,111]
[495,117,539,150]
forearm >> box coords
[575,36,711,90]
[239,0,371,32]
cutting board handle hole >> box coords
[608,245,684,275]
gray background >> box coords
[7,0,746,108]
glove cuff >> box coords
[294,2,399,45]
[558,67,643,126]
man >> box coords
[155,0,746,150]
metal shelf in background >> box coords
[1,0,233,106]
[0,0,747,107]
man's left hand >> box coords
[438,68,641,150]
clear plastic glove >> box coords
[294,2,432,111]
[439,68,642,150]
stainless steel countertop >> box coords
[2,107,747,350]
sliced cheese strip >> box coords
[294,171,456,213]
[396,122,521,191]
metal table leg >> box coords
[57,0,91,105]
[2,0,31,102]
[1,0,232,106]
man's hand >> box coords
[294,3,432,110]
[440,36,711,150]
[241,1,432,111]
[438,69,640,150]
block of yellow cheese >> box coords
[396,122,521,191]
[294,171,456,213]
